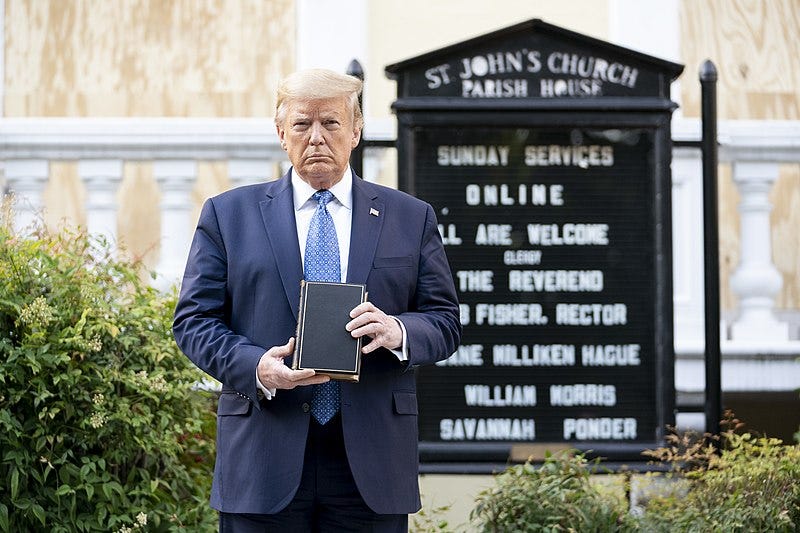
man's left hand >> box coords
[346,302,402,354]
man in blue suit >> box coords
[173,69,461,531]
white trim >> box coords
[673,118,800,161]
[718,120,800,162]
[3,117,798,164]
[671,147,705,347]
[608,0,681,61]
[0,0,5,117]
[296,0,369,74]
[0,117,279,145]
[676,357,800,393]
[0,117,284,160]
[609,0,683,114]
[0,116,398,160]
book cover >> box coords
[292,280,367,381]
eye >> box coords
[324,119,341,129]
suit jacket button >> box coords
[302,402,310,413]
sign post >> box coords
[386,19,683,464]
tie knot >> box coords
[313,190,334,207]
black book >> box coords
[292,281,366,382]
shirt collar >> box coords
[291,167,353,211]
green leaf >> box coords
[10,469,19,500]
[31,504,45,526]
[74,308,89,333]
[11,500,30,511]
[0,502,9,532]
[55,484,72,496]
[102,482,112,500]
[42,463,52,484]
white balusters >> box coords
[154,160,196,288]
[228,159,272,188]
[729,161,789,341]
[4,159,49,233]
[79,159,123,245]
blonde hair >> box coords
[275,69,363,130]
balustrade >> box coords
[1,116,799,364]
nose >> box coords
[309,122,325,145]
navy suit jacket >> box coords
[173,170,461,515]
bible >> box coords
[292,280,367,382]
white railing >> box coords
[1,116,799,395]
[2,118,284,290]
[671,119,800,402]
[672,119,800,347]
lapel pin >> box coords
[370,208,380,217]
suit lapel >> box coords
[347,176,384,284]
[259,172,303,319]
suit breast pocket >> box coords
[368,256,417,313]
[373,255,414,269]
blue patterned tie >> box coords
[305,190,341,425]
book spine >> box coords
[291,280,307,370]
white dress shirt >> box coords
[292,167,352,282]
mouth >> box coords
[305,153,332,162]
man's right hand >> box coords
[257,338,330,390]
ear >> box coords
[351,126,362,149]
[276,124,287,149]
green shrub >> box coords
[467,417,800,532]
[0,211,216,532]
[637,423,800,533]
[470,451,628,532]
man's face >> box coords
[276,96,361,190]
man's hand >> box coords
[346,302,403,354]
[257,338,330,390]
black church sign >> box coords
[385,19,683,462]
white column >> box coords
[79,159,123,245]
[671,148,706,351]
[228,159,272,188]
[4,159,49,234]
[730,161,788,341]
[154,160,196,288]
[0,0,5,118]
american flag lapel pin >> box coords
[370,208,380,217]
